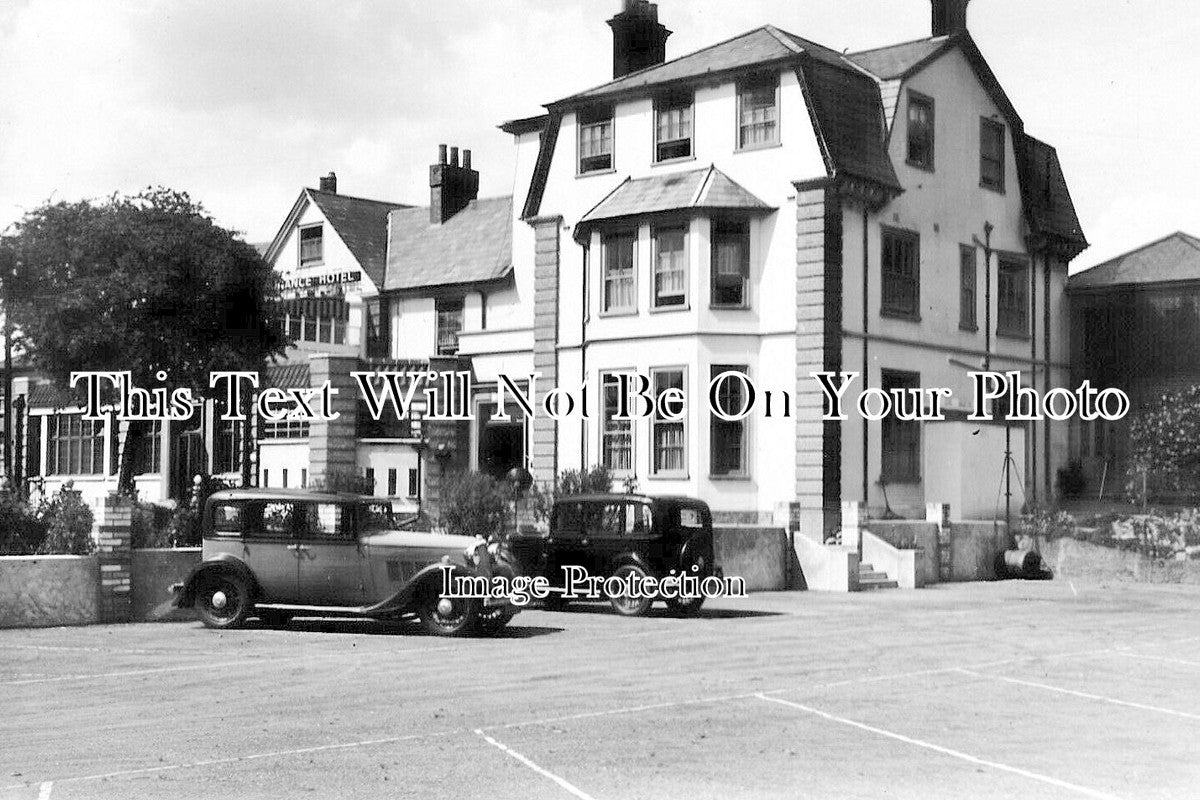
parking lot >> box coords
[3,580,1199,799]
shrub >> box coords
[309,468,374,495]
[131,501,178,549]
[530,465,613,523]
[162,506,202,547]
[0,493,48,555]
[35,486,95,555]
[439,471,508,539]
[1125,385,1200,505]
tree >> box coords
[1125,384,1200,506]
[6,188,288,494]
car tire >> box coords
[195,573,252,630]
[607,564,653,617]
[257,610,292,628]
[665,595,705,617]
[476,606,516,635]
[416,588,477,637]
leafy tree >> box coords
[6,188,288,494]
[1125,384,1200,506]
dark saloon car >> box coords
[509,494,720,617]
[172,489,517,636]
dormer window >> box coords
[578,105,614,174]
[654,92,693,162]
[737,75,779,150]
[299,225,323,265]
[906,92,935,170]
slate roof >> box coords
[847,36,952,79]
[1068,233,1200,292]
[579,166,772,225]
[263,362,310,390]
[384,197,513,292]
[307,190,410,288]
[1017,135,1088,255]
[558,26,847,105]
[27,383,77,409]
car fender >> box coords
[174,554,260,608]
[364,561,480,618]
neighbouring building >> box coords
[1068,232,1200,494]
[507,0,1087,534]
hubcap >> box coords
[436,598,455,617]
[211,590,228,610]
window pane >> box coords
[959,246,976,329]
[739,78,778,148]
[602,375,633,473]
[653,227,687,307]
[603,233,636,312]
[710,366,747,476]
[652,370,685,475]
[881,230,920,317]
[711,221,749,307]
[881,371,921,482]
[907,95,934,168]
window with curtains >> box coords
[601,373,633,475]
[578,105,614,174]
[881,370,921,483]
[653,225,687,308]
[980,118,1006,191]
[711,219,749,308]
[737,75,779,149]
[435,297,463,355]
[651,368,686,477]
[710,366,749,477]
[654,92,693,162]
[47,414,105,476]
[881,228,920,319]
[299,225,323,265]
[906,92,935,170]
[602,231,637,314]
[283,297,347,345]
[997,257,1030,336]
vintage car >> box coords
[172,489,517,636]
[509,493,720,617]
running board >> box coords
[255,602,378,615]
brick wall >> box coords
[96,493,133,623]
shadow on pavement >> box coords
[528,603,782,620]
[250,617,564,639]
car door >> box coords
[241,500,301,602]
[545,500,592,588]
[295,501,368,607]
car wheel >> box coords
[607,564,653,617]
[542,593,571,612]
[476,606,516,635]
[416,589,477,637]
[257,610,292,628]
[665,595,705,617]
[195,573,252,630]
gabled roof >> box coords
[556,26,846,106]
[1017,134,1088,257]
[847,36,952,80]
[307,190,410,288]
[384,197,513,292]
[1068,233,1200,292]
[579,166,772,226]
[264,188,409,289]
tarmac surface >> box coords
[2,580,1199,799]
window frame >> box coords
[710,218,750,309]
[736,74,781,151]
[46,413,106,476]
[906,91,935,171]
[649,366,688,479]
[435,296,464,356]
[996,255,1031,338]
[600,229,638,316]
[298,224,324,266]
[880,369,922,484]
[880,226,921,321]
[959,244,978,332]
[980,117,1007,193]
[709,365,750,479]
[651,223,689,310]
[653,91,695,163]
[600,371,635,478]
[577,105,615,175]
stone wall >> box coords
[0,555,99,628]
[714,527,789,592]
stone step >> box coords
[859,571,889,582]
[859,577,900,590]
[859,563,875,572]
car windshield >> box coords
[359,502,395,533]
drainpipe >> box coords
[580,240,589,473]
[861,208,870,507]
[1029,253,1039,502]
[982,222,994,370]
[1043,251,1052,499]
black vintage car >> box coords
[510,493,720,617]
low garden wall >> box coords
[0,555,100,628]
[714,527,789,591]
[865,520,1012,584]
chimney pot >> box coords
[318,171,337,193]
[438,144,448,165]
[463,149,472,171]
[450,146,459,167]
[608,0,671,80]
[429,145,480,225]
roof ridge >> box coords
[1082,232,1200,274]
[762,24,805,54]
[308,188,410,208]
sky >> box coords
[1,0,1197,272]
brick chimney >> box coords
[607,0,671,80]
[318,171,337,193]
[429,144,479,225]
[931,0,971,36]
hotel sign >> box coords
[280,270,362,291]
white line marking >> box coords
[755,694,1124,800]
[955,669,1200,720]
[475,730,597,800]
[1069,581,1078,596]
[37,781,52,800]
[1116,652,1200,668]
